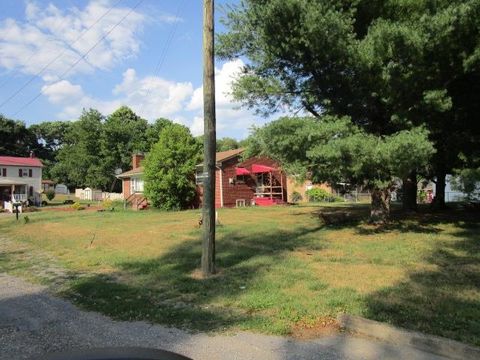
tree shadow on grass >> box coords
[363,217,480,346]
[62,224,326,333]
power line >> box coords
[12,0,144,117]
[0,0,124,109]
[144,0,185,101]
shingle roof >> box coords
[116,166,144,178]
[0,156,43,167]
[215,148,245,163]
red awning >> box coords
[251,164,277,173]
[236,167,250,176]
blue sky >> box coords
[0,0,272,139]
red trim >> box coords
[251,164,277,173]
[235,167,250,176]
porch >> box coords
[0,182,29,212]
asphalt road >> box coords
[0,273,449,360]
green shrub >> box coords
[102,199,113,209]
[71,202,85,211]
[291,191,303,203]
[305,188,338,202]
[417,189,427,203]
[45,189,56,201]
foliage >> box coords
[71,202,85,211]
[217,137,240,152]
[290,191,302,203]
[0,115,36,156]
[100,106,149,191]
[102,199,113,210]
[144,124,201,210]
[45,189,56,201]
[450,168,480,200]
[305,188,337,203]
[417,190,427,204]
[217,0,480,207]
[248,116,435,220]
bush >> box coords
[71,202,85,211]
[45,189,56,201]
[306,188,339,202]
[291,191,303,203]
[102,199,113,209]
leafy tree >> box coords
[144,124,201,210]
[51,109,107,189]
[216,137,240,152]
[0,115,36,156]
[146,118,174,149]
[217,0,480,210]
[248,117,435,222]
[101,106,148,191]
[29,121,72,179]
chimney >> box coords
[29,151,34,158]
[132,153,144,169]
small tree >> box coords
[45,189,56,201]
[144,124,201,210]
[248,117,435,222]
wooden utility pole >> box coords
[201,0,216,276]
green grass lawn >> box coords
[0,204,479,345]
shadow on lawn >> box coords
[363,216,480,346]
[63,223,325,332]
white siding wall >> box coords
[0,165,42,198]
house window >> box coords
[1,168,6,177]
[131,178,144,193]
[18,168,29,177]
[236,175,247,184]
[29,169,32,177]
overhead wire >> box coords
[12,0,144,117]
[0,0,124,109]
[143,0,185,101]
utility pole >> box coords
[201,0,216,276]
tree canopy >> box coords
[218,0,480,207]
[144,123,201,210]
[247,116,435,221]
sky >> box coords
[0,0,275,139]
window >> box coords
[18,168,29,177]
[236,175,247,184]
[131,177,144,193]
[29,169,32,177]
[1,168,6,177]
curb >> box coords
[337,314,480,360]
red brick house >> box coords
[196,148,287,208]
[116,153,148,209]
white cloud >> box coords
[41,59,268,138]
[186,59,261,137]
[0,0,147,81]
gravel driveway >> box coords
[0,273,449,360]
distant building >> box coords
[0,155,43,211]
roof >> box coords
[117,166,144,178]
[0,156,43,167]
[215,148,244,163]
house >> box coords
[196,148,288,207]
[117,149,333,209]
[0,155,43,212]
[116,153,147,209]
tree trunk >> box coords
[432,171,447,209]
[370,188,391,223]
[402,170,417,211]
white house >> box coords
[0,155,43,212]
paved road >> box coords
[0,273,449,360]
